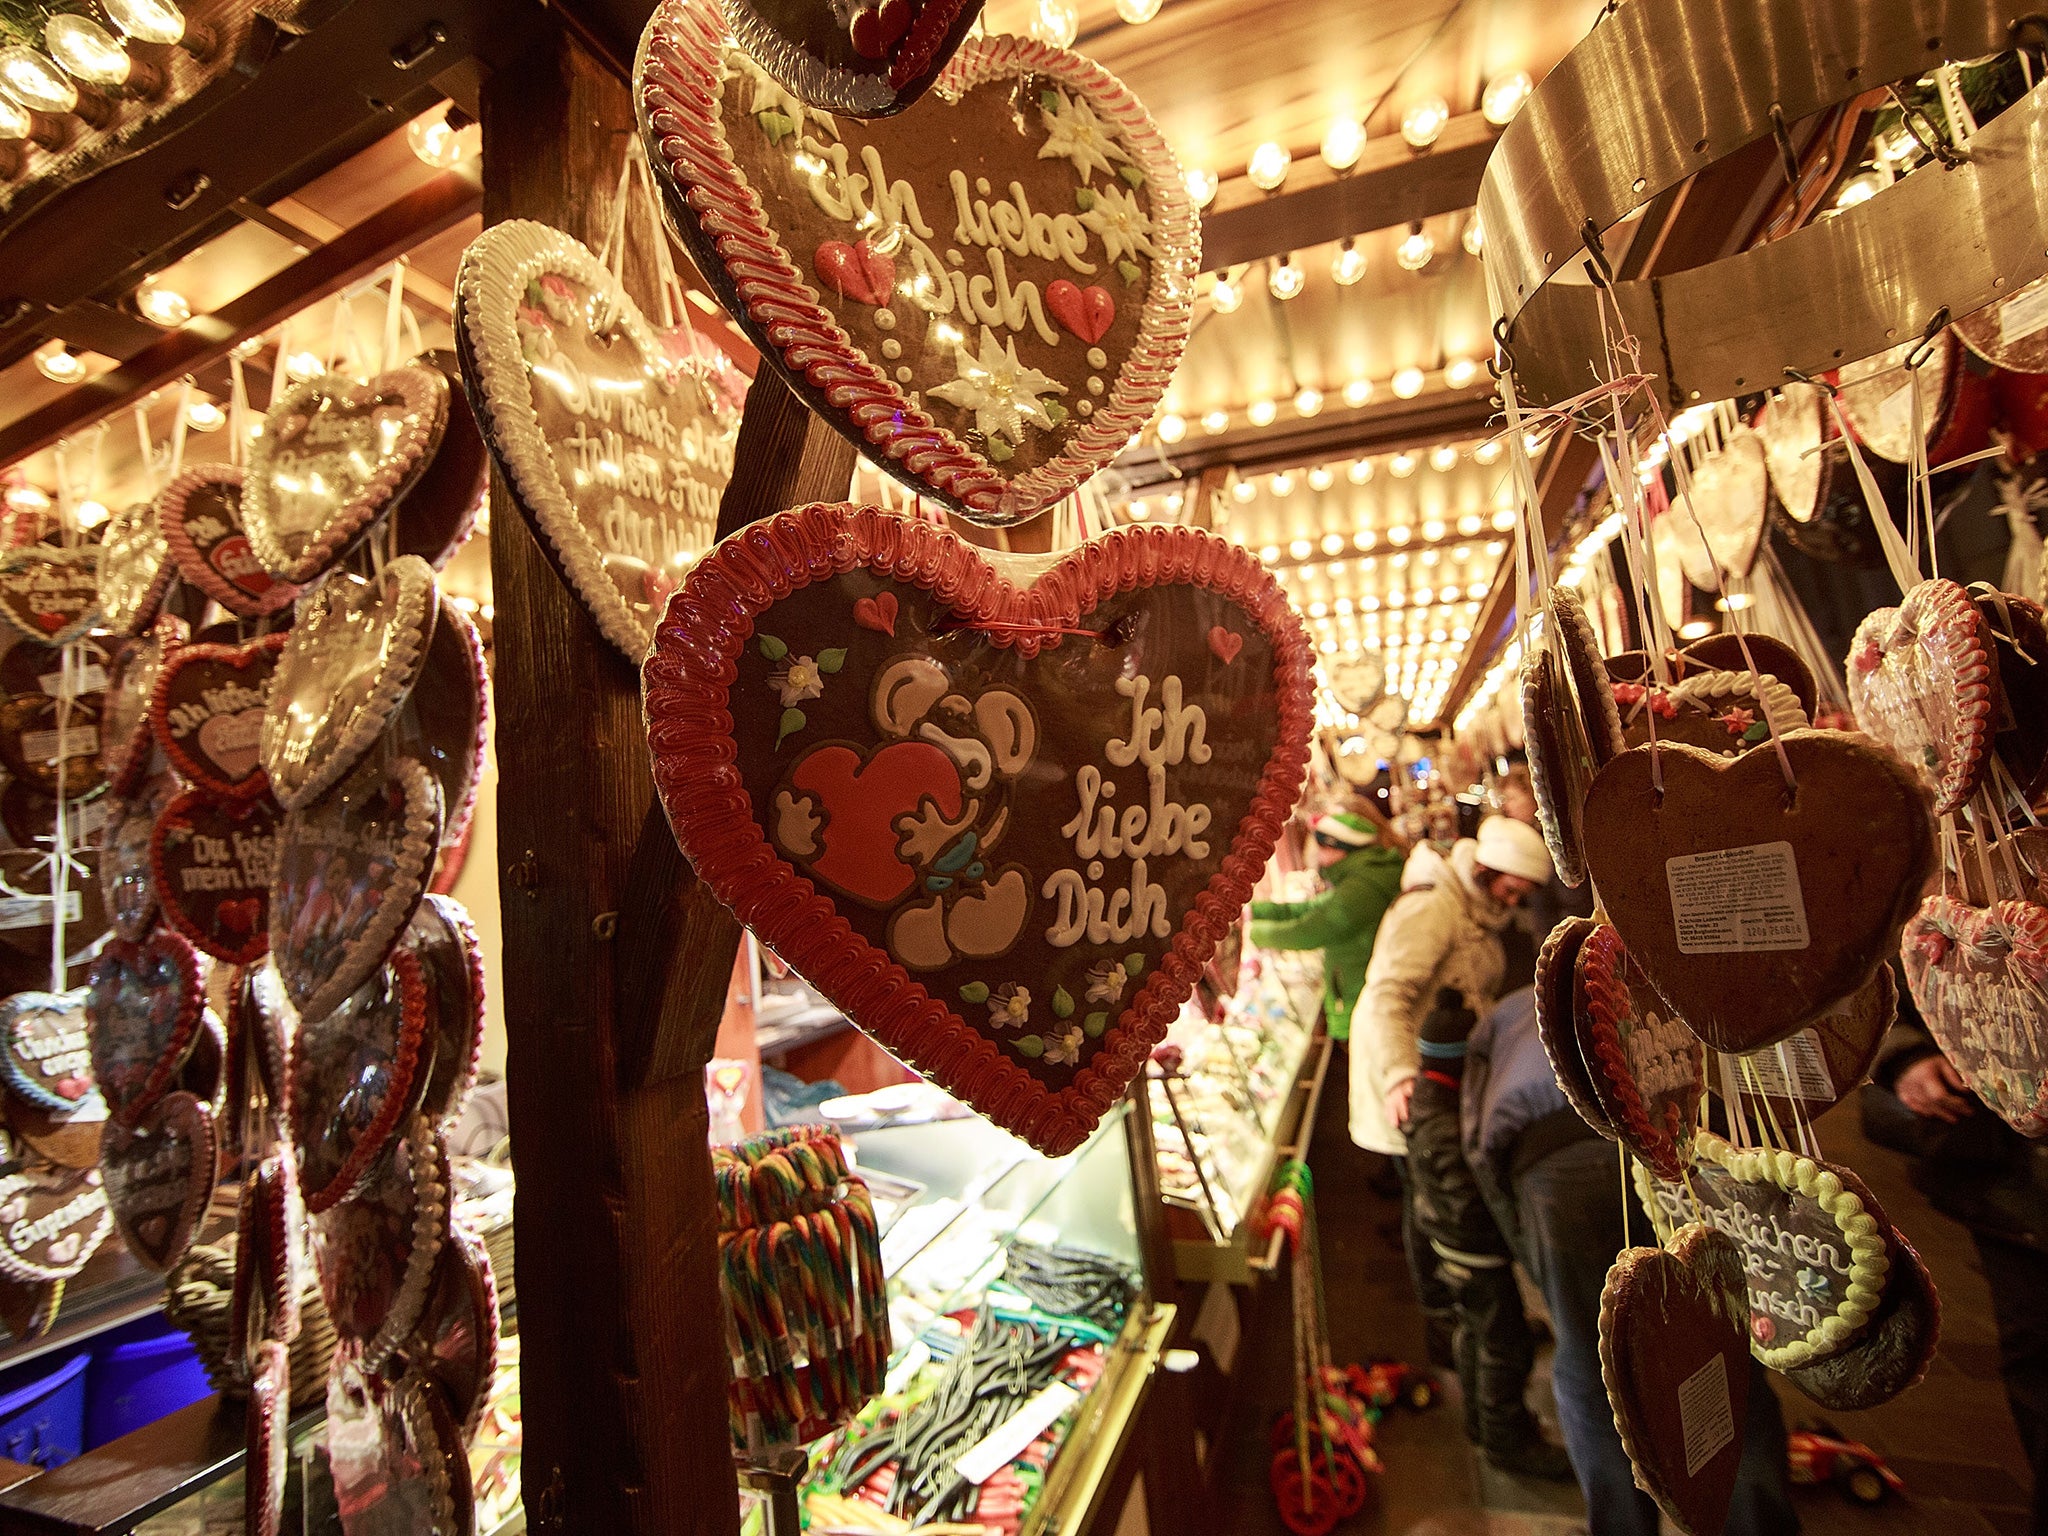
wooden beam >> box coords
[1200,112,1497,273]
[0,168,481,468]
[1163,388,1498,477]
[484,27,853,1536]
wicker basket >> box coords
[165,1237,336,1411]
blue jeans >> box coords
[1511,1135,1799,1536]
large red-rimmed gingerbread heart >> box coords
[644,503,1311,1155]
[156,464,300,619]
[150,634,286,801]
[1573,923,1703,1181]
[151,788,280,965]
[85,929,205,1127]
[637,1,1198,524]
[719,0,984,117]
[1901,892,2048,1137]
[1846,578,1994,816]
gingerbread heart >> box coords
[1670,427,1768,587]
[638,3,1198,523]
[1551,584,1624,768]
[1847,578,1994,816]
[1839,336,1955,464]
[104,621,182,797]
[1599,1223,1750,1536]
[271,755,442,1025]
[643,504,1311,1155]
[1958,277,2048,371]
[1608,632,1820,735]
[0,843,108,969]
[157,464,301,618]
[1521,646,1593,887]
[404,1225,499,1440]
[1634,1132,1892,1369]
[383,596,486,847]
[312,1114,450,1374]
[1608,668,1808,760]
[1573,923,1703,1181]
[0,988,93,1112]
[97,500,172,638]
[85,929,204,1126]
[234,1150,305,1348]
[407,895,485,1128]
[101,1087,215,1271]
[1783,1231,1940,1412]
[226,963,293,1143]
[0,1161,109,1282]
[455,222,734,659]
[1715,962,1895,1128]
[0,547,99,646]
[1973,586,2048,801]
[151,788,280,964]
[1534,915,1614,1138]
[245,1340,290,1536]
[1901,892,2048,1137]
[1581,732,1934,1054]
[717,0,984,116]
[244,368,449,584]
[101,769,178,942]
[0,633,107,799]
[392,351,489,572]
[150,634,285,800]
[291,950,432,1211]
[325,1348,468,1536]
[262,556,437,811]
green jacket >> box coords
[1248,845,1405,1041]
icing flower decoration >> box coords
[1718,705,1757,737]
[1044,1026,1085,1067]
[1913,928,1950,965]
[1085,959,1127,1006]
[1077,183,1155,267]
[771,655,825,707]
[536,273,580,325]
[1647,690,1678,720]
[931,328,1067,448]
[988,984,1031,1029]
[1612,681,1645,707]
[1038,88,1131,185]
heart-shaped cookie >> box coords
[85,929,204,1126]
[6,1082,104,1169]
[150,633,286,800]
[1839,336,1957,464]
[291,950,432,1211]
[638,3,1198,523]
[262,557,437,812]
[404,1224,498,1440]
[234,1150,305,1348]
[407,895,485,1128]
[1521,646,1593,887]
[312,1114,450,1374]
[244,368,449,585]
[97,500,172,638]
[1608,669,1808,760]
[1573,923,1703,1181]
[1534,915,1614,1138]
[643,504,1311,1155]
[0,1160,109,1281]
[456,221,733,659]
[151,788,280,964]
[104,621,183,797]
[1973,586,2048,802]
[719,0,984,116]
[272,755,442,1025]
[0,547,99,646]
[1634,1132,1892,1369]
[1901,892,2048,1136]
[0,634,107,799]
[1582,733,1934,1053]
[225,964,293,1154]
[1783,1231,1940,1412]
[101,1087,215,1271]
[383,596,485,846]
[392,351,489,572]
[1599,1223,1751,1536]
[245,1341,290,1536]
[101,769,178,942]
[1669,427,1768,587]
[1550,585,1624,769]
[157,464,301,618]
[1715,963,1895,1128]
[325,1348,468,1535]
[181,1008,226,1116]
[1847,578,1994,816]
[0,988,93,1111]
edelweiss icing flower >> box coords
[1085,959,1127,1005]
[1038,88,1130,185]
[930,329,1067,447]
[1079,182,1155,266]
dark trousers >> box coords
[1391,1153,1456,1333]
[1511,1136,1799,1536]
[1975,1232,2048,1535]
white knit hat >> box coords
[1473,815,1552,884]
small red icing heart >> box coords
[1208,626,1242,664]
[848,0,911,59]
[815,240,896,307]
[791,741,963,904]
[854,591,898,636]
[1046,279,1115,344]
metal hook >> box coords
[1768,104,1800,188]
[1580,216,1614,290]
[1488,314,1518,380]
[1885,86,1967,168]
[1782,365,1839,398]
[1905,306,1951,371]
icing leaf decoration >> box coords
[1743,721,1771,743]
[1123,953,1145,977]
[1117,261,1141,285]
[1118,165,1146,189]
[1039,88,1060,115]
[1015,1034,1045,1059]
[1043,400,1068,427]
[1074,188,1097,213]
[758,634,788,661]
[1052,985,1075,1019]
[959,981,989,1004]
[986,438,1014,462]
[776,708,806,746]
[817,648,847,675]
[758,110,795,144]
[1083,1010,1108,1037]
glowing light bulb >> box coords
[1444,358,1479,389]
[1156,412,1186,444]
[1389,453,1417,479]
[1271,472,1295,498]
[285,350,325,381]
[1430,445,1459,472]
[1209,273,1242,314]
[1294,387,1323,417]
[1184,166,1218,208]
[1401,96,1449,149]
[1201,409,1229,435]
[1835,169,1883,209]
[1342,378,1373,409]
[1258,543,1280,562]
[1030,0,1077,47]
[33,342,84,384]
[1462,215,1485,256]
[1391,366,1425,399]
[0,95,26,139]
[1457,514,1483,536]
[1268,254,1304,301]
[73,500,108,529]
[1347,459,1373,485]
[1290,538,1313,559]
[1492,509,1518,531]
[1320,532,1345,555]
[1396,223,1436,272]
[1234,480,1258,504]
[1474,438,1502,465]
[1247,398,1277,427]
[103,0,185,44]
[1247,141,1291,191]
[45,15,129,86]
[1482,71,1533,125]
[0,47,78,113]
[185,397,225,432]
[1309,467,1334,492]
[1115,0,1163,21]
[4,485,50,512]
[408,106,475,168]
[1321,116,1365,171]
[135,281,190,327]
[1331,237,1367,286]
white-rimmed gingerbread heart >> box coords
[1847,577,1995,816]
[261,556,437,812]
[243,368,449,585]
[0,547,99,647]
[97,500,172,638]
[291,950,432,1212]
[234,1149,305,1348]
[157,464,301,618]
[1669,426,1768,587]
[150,634,286,800]
[456,223,732,658]
[85,929,205,1126]
[101,1087,216,1271]
[404,1224,498,1440]
[0,989,93,1112]
[104,620,183,797]
[1573,922,1703,1182]
[312,1113,450,1375]
[383,595,485,847]
[719,0,985,117]
[0,1161,109,1282]
[409,895,484,1128]
[271,755,442,1026]
[636,0,1198,523]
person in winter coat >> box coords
[1248,809,1404,1043]
[1405,987,1572,1479]
[1460,987,1799,1536]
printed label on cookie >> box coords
[19,725,98,764]
[1737,1030,1833,1101]
[1678,1353,1734,1477]
[1665,842,1810,954]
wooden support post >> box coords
[482,25,853,1535]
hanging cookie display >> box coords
[1972,585,2048,801]
[381,594,486,845]
[403,1225,500,1440]
[291,952,432,1212]
[0,1161,110,1282]
[1532,915,1615,1138]
[0,546,100,647]
[100,1087,216,1271]
[720,0,986,116]
[1606,667,1807,758]
[85,928,205,1126]
[1668,422,1768,588]
[157,464,300,619]
[1846,577,1995,816]
[0,633,108,801]
[102,769,178,943]
[149,634,286,800]
[1572,923,1703,1181]
[0,988,93,1112]
[644,504,1311,1155]
[96,500,173,639]
[1782,1233,1941,1412]
[1713,964,1896,1129]
[637,0,1199,522]
[326,1347,471,1535]
[149,789,279,965]
[1901,891,2048,1137]
[312,1114,450,1375]
[392,351,491,572]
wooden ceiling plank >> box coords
[1163,389,1497,476]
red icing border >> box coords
[642,504,1312,1155]
[92,929,205,1129]
[297,949,431,1215]
[149,787,277,966]
[148,633,288,801]
[1902,892,2048,1137]
[155,464,301,619]
[1848,577,1994,816]
[636,0,1197,522]
[1576,922,1699,1182]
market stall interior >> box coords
[0,0,2039,1532]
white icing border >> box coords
[1657,669,1809,740]
[97,500,171,638]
